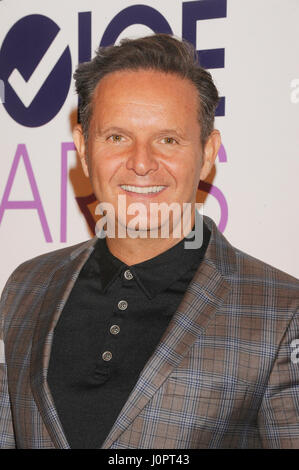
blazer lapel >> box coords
[30,238,97,449]
[102,216,236,448]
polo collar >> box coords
[85,222,211,299]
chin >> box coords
[126,217,151,235]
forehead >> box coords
[91,69,199,120]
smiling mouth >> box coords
[120,185,166,194]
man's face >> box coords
[75,69,219,235]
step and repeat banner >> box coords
[0,0,298,292]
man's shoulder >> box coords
[206,236,299,326]
[7,238,96,286]
[225,245,299,312]
[233,245,298,287]
[205,215,298,291]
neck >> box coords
[106,233,186,266]
[105,211,196,265]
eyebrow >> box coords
[95,126,129,136]
[96,126,186,139]
[157,128,186,139]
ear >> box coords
[73,124,89,178]
[199,129,222,181]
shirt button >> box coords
[110,324,120,335]
[102,351,112,361]
[118,300,128,310]
[124,269,133,280]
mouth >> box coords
[120,184,167,195]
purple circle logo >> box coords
[0,14,72,127]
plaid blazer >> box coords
[1,216,299,449]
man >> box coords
[0,34,298,449]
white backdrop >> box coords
[0,0,298,294]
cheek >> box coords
[89,151,120,186]
[164,153,201,187]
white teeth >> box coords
[120,185,166,194]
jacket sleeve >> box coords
[0,275,17,449]
[257,308,299,448]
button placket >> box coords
[100,270,132,365]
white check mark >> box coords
[8,31,67,108]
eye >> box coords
[107,134,124,143]
[161,137,177,145]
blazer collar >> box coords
[30,216,236,449]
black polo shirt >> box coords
[47,222,210,449]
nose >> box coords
[126,141,159,176]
